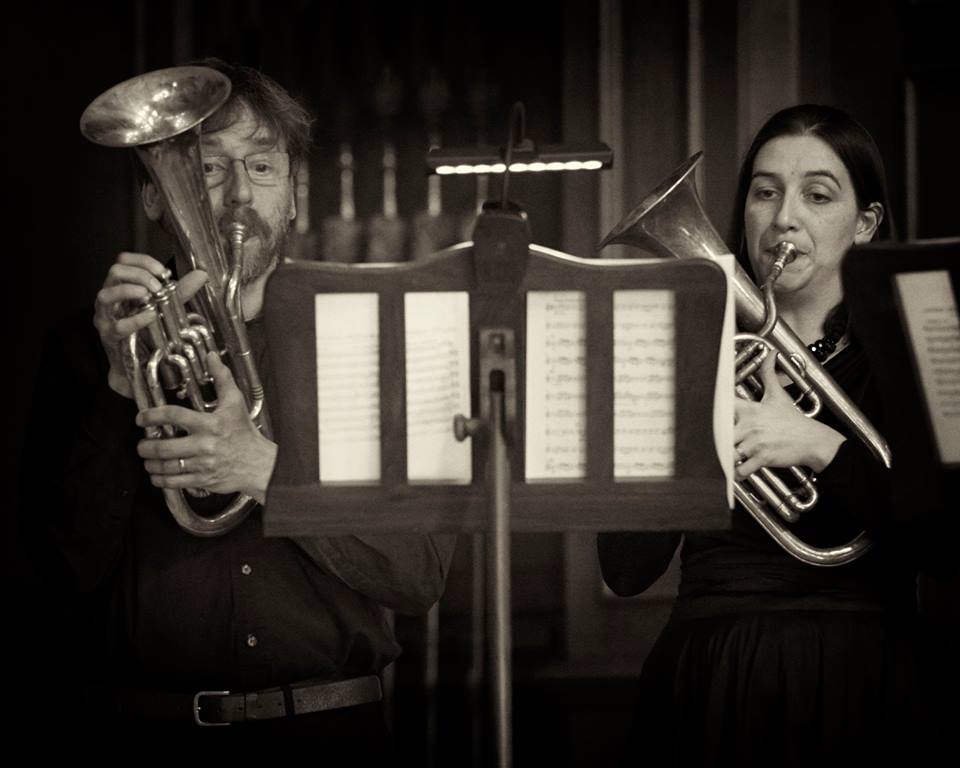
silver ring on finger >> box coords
[178,458,186,474]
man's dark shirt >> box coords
[29,313,455,694]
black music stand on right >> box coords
[842,238,960,551]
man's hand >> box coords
[136,351,277,503]
[734,352,845,479]
[93,252,207,398]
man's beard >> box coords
[219,208,292,286]
[239,223,291,284]
[164,206,291,285]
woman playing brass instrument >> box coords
[599,105,948,766]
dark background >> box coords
[10,1,959,765]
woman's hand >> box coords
[734,352,845,479]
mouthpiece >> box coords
[223,221,248,271]
[226,221,247,249]
[768,241,798,283]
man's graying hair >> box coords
[135,58,313,189]
[196,57,313,172]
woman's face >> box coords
[744,134,877,300]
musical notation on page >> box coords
[524,290,682,481]
[405,292,472,482]
[895,270,960,465]
[525,292,587,480]
[613,290,675,478]
[315,293,381,482]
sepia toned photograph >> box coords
[10,1,958,765]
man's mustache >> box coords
[217,209,272,245]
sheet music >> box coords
[524,271,734,485]
[525,292,587,480]
[895,270,960,465]
[713,255,736,507]
[315,293,381,482]
[405,292,473,482]
[613,290,675,478]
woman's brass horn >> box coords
[599,152,891,566]
[80,66,269,537]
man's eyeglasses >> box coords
[201,152,290,188]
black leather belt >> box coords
[193,676,382,726]
[99,676,383,726]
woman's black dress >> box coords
[599,342,949,767]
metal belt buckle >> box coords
[193,690,231,727]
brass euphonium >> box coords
[600,152,891,566]
[80,66,269,537]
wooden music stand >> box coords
[262,202,731,766]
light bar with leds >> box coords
[427,143,613,175]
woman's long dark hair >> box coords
[728,104,894,282]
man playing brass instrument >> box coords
[45,59,455,761]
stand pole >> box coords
[469,533,485,768]
[487,388,512,768]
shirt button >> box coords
[241,564,252,575]
[246,634,258,648]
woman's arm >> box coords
[597,531,681,597]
